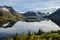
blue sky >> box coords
[0,0,60,12]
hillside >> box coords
[0,6,23,27]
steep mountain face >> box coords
[0,6,23,28]
[48,8,60,26]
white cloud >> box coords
[0,0,16,6]
[0,0,60,12]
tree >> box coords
[37,29,44,35]
[15,33,19,40]
[28,31,31,36]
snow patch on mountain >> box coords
[33,8,59,14]
[2,8,9,12]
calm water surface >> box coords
[0,20,60,34]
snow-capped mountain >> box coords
[33,8,58,14]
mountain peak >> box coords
[0,6,14,13]
[47,8,60,27]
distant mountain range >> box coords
[22,10,50,22]
[23,11,49,16]
[22,8,59,17]
[22,11,40,21]
[22,8,60,27]
[0,6,60,27]
[33,8,58,14]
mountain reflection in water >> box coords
[0,20,60,34]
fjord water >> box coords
[0,20,60,35]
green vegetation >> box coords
[0,8,23,26]
[5,29,60,40]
